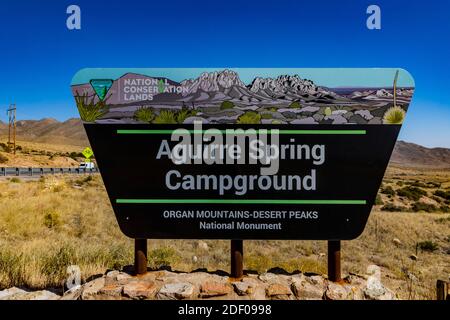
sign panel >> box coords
[71,68,414,240]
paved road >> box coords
[0,167,98,177]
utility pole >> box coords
[7,104,16,155]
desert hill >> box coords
[390,141,450,169]
[0,118,87,147]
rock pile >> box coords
[0,266,397,300]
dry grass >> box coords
[0,139,86,168]
[0,171,449,299]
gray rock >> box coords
[370,106,390,118]
[233,282,252,296]
[300,106,320,113]
[258,273,278,283]
[157,283,195,300]
[0,287,28,300]
[278,108,302,114]
[325,283,351,300]
[368,117,382,124]
[291,278,324,300]
[332,110,347,115]
[116,273,133,285]
[20,290,60,300]
[207,116,238,123]
[307,275,326,287]
[0,287,60,301]
[325,114,347,124]
[81,277,105,300]
[343,111,354,120]
[290,117,318,124]
[280,111,297,119]
[313,113,324,122]
[235,105,259,111]
[61,286,83,300]
[355,110,374,120]
[183,116,209,124]
[348,114,367,124]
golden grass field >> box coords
[0,140,83,167]
[0,167,448,299]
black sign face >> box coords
[72,68,415,240]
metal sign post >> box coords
[327,240,341,282]
[231,240,243,278]
[134,239,147,275]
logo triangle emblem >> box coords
[90,79,113,101]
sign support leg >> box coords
[231,240,243,279]
[134,238,147,275]
[327,240,341,282]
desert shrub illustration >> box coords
[153,108,197,124]
[220,100,235,110]
[153,110,177,124]
[261,113,273,119]
[289,101,301,108]
[74,91,109,122]
[237,111,261,124]
[134,107,155,123]
[176,108,197,123]
[383,106,406,124]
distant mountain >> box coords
[390,141,450,169]
[71,69,345,107]
[181,69,246,93]
[1,118,448,168]
[0,118,88,146]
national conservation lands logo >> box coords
[71,68,415,240]
[90,79,113,101]
[119,76,189,102]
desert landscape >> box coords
[71,70,414,125]
[0,118,449,300]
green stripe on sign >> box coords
[116,199,366,205]
[116,129,366,135]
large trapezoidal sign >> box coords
[71,68,415,240]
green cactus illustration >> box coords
[158,79,165,93]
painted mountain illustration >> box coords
[71,69,414,125]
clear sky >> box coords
[0,0,449,147]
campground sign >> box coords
[71,68,414,240]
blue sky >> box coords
[0,0,449,147]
